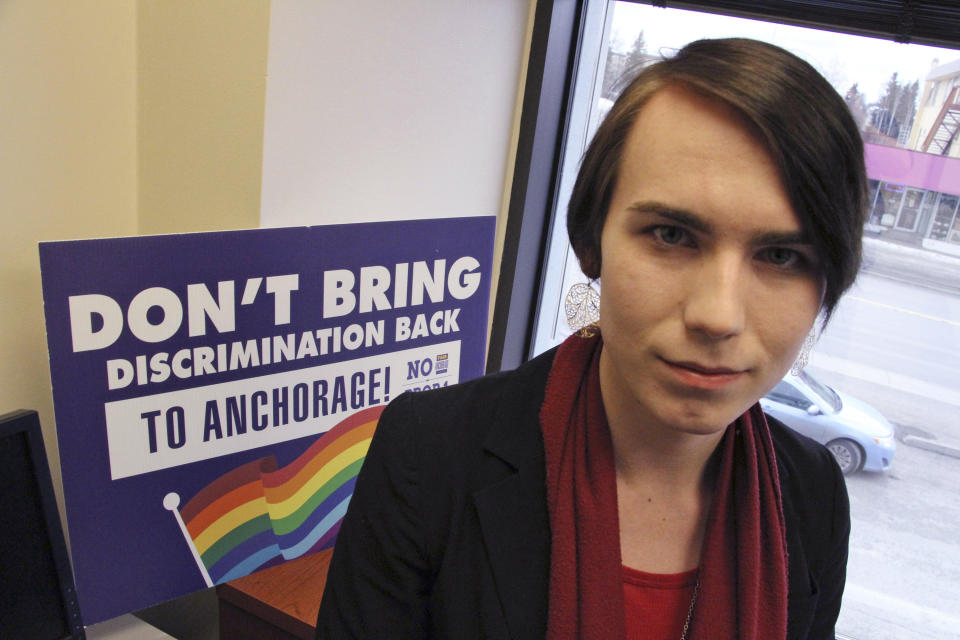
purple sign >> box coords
[39,217,495,624]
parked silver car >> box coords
[760,370,895,475]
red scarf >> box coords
[539,333,788,639]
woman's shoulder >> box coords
[765,412,848,533]
[766,413,841,481]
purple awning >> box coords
[865,143,960,195]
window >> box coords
[496,2,960,638]
[895,189,924,230]
[768,381,814,411]
[798,369,842,413]
[876,183,906,229]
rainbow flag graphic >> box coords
[163,405,383,585]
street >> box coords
[811,271,960,442]
[837,439,960,639]
[802,248,960,640]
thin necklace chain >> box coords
[679,574,700,640]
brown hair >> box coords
[567,38,868,318]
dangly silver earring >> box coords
[790,329,817,376]
[564,281,600,335]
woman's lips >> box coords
[662,359,746,390]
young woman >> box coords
[316,38,867,640]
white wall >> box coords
[260,0,532,226]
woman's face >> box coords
[597,86,823,438]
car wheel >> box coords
[827,438,864,475]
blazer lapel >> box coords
[778,455,818,639]
[472,357,553,639]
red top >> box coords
[623,565,698,640]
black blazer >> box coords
[316,347,850,639]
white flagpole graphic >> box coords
[164,492,214,587]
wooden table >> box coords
[216,548,333,640]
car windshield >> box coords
[797,370,842,412]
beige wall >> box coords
[0,1,138,515]
[139,0,269,234]
[0,1,270,525]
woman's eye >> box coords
[759,247,801,268]
[652,226,691,246]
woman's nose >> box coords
[682,256,747,340]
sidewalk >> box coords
[862,236,960,295]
